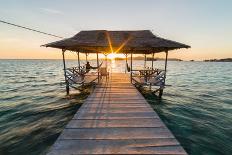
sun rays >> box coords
[105,31,114,53]
[115,36,131,53]
[105,31,131,59]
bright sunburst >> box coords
[108,52,117,59]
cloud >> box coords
[40,8,63,15]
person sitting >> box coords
[85,61,103,73]
[86,61,92,72]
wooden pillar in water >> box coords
[97,52,100,83]
[62,49,69,95]
[144,54,147,68]
[125,53,128,73]
[149,52,155,90]
[152,52,154,69]
[159,50,168,98]
[130,52,133,83]
[164,50,168,82]
[85,53,88,62]
[104,54,108,68]
[77,51,80,71]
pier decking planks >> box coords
[47,73,187,155]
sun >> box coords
[108,52,117,59]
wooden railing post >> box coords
[97,52,100,83]
[62,49,69,95]
[144,54,146,68]
[130,52,133,83]
[152,52,154,69]
[164,50,168,83]
[105,54,108,68]
[159,50,168,98]
[77,51,80,71]
[125,53,128,73]
[85,53,88,63]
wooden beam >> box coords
[62,49,69,95]
[152,52,154,69]
[85,53,88,62]
[104,53,108,68]
[130,52,133,83]
[97,52,100,83]
[77,51,80,71]
[125,53,128,73]
[159,50,168,98]
[144,54,146,68]
[164,50,168,82]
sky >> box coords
[0,0,231,60]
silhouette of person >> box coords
[86,61,92,72]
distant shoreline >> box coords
[204,58,232,62]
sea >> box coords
[0,59,231,155]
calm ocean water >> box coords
[0,59,231,155]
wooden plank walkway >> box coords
[47,73,187,155]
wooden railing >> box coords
[65,66,98,89]
[131,68,166,89]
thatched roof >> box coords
[42,30,190,54]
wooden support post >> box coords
[130,52,133,83]
[125,53,128,73]
[152,52,154,69]
[85,53,88,63]
[164,50,168,82]
[104,54,108,68]
[62,49,69,95]
[97,52,100,83]
[159,89,163,98]
[77,51,80,71]
[144,54,146,68]
[159,50,168,98]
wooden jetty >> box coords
[43,30,190,97]
[43,30,190,154]
[47,73,187,155]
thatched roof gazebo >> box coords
[43,30,190,96]
[43,30,190,53]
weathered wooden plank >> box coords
[59,128,175,140]
[81,103,149,108]
[47,139,186,155]
[93,90,138,92]
[92,92,139,94]
[84,100,149,104]
[91,88,140,91]
[96,86,135,89]
[78,107,153,113]
[95,87,136,89]
[66,119,165,128]
[89,94,143,98]
[74,112,159,119]
[86,98,146,101]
